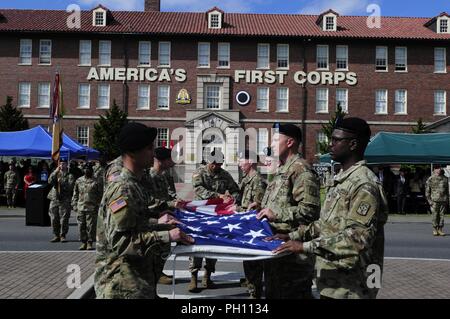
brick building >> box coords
[0,0,449,180]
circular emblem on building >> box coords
[236,91,251,106]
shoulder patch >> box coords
[109,197,127,214]
[356,202,371,216]
[108,172,121,182]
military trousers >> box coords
[431,202,447,228]
[77,210,98,242]
[48,200,71,237]
[153,242,171,282]
[189,257,217,274]
[5,188,17,207]
[243,260,264,298]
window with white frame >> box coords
[77,127,89,146]
[434,91,446,115]
[316,88,329,113]
[395,47,407,71]
[97,84,110,109]
[39,40,52,65]
[277,44,289,68]
[38,83,50,108]
[93,11,106,27]
[257,87,269,112]
[257,44,270,69]
[336,88,348,112]
[159,42,171,67]
[157,85,170,109]
[376,46,388,71]
[375,89,388,114]
[205,85,221,109]
[99,40,111,66]
[317,45,329,69]
[137,84,150,110]
[324,16,336,31]
[435,47,446,73]
[276,87,289,112]
[336,45,348,70]
[257,129,269,156]
[316,132,329,153]
[18,82,31,108]
[218,43,230,68]
[208,13,221,29]
[157,128,169,148]
[439,18,449,33]
[139,41,151,66]
[19,39,32,65]
[395,90,407,114]
[78,84,90,109]
[79,40,92,66]
[198,43,210,68]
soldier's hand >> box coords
[272,240,304,255]
[256,208,276,221]
[159,213,181,225]
[248,202,259,210]
[264,233,290,242]
[174,199,187,209]
[169,228,194,245]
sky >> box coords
[0,0,448,17]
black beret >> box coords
[154,147,172,161]
[273,123,302,143]
[119,123,157,153]
[206,148,224,164]
[238,150,259,162]
[334,117,371,140]
[264,147,272,157]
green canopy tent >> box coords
[320,132,450,165]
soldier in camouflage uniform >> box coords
[257,123,321,299]
[189,149,240,292]
[72,164,103,250]
[47,160,76,243]
[273,118,389,299]
[3,164,19,208]
[425,165,448,236]
[93,158,107,192]
[95,123,193,299]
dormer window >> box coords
[318,10,339,32]
[426,13,450,34]
[439,18,449,33]
[325,16,336,31]
[92,6,108,27]
[207,7,224,29]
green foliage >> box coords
[411,118,427,134]
[0,96,29,132]
[318,103,346,154]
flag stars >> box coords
[244,229,265,244]
[222,223,242,232]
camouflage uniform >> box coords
[290,161,389,299]
[95,167,170,299]
[238,171,266,298]
[72,176,103,243]
[425,174,448,230]
[93,163,106,192]
[261,153,320,299]
[190,165,240,274]
[104,157,123,189]
[4,169,19,207]
[163,169,178,200]
[47,170,75,238]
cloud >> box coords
[77,0,143,11]
[300,0,371,15]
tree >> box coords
[411,118,427,134]
[93,100,128,160]
[0,96,29,131]
[317,103,346,154]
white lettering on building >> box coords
[87,67,187,82]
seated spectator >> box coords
[23,167,36,200]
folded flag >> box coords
[181,198,235,216]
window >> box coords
[257,87,269,112]
[257,129,269,156]
[97,84,110,109]
[434,91,447,115]
[316,132,329,153]
[209,13,221,29]
[93,10,106,27]
[336,45,348,70]
[19,39,32,65]
[276,87,289,112]
[205,85,221,109]
[316,88,329,113]
[257,44,270,69]
[317,45,329,70]
[39,40,52,65]
[38,83,50,108]
[157,128,169,148]
[99,40,111,66]
[336,88,348,113]
[395,47,407,72]
[198,43,210,68]
[139,41,151,66]
[325,16,336,31]
[376,46,388,71]
[159,42,171,67]
[375,89,388,114]
[277,44,289,68]
[395,90,407,114]
[78,84,90,109]
[138,84,150,110]
[77,127,89,146]
[440,19,449,33]
[218,43,230,68]
[18,82,31,108]
[157,85,170,109]
[435,48,446,73]
[79,40,92,66]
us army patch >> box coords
[356,202,371,216]
[109,197,127,214]
[108,172,121,182]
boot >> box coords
[60,236,67,243]
[188,272,198,292]
[50,236,60,243]
[158,273,173,285]
[202,270,215,289]
[433,228,439,236]
[79,242,87,250]
[87,242,94,250]
[437,228,446,236]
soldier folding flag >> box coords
[51,71,63,162]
